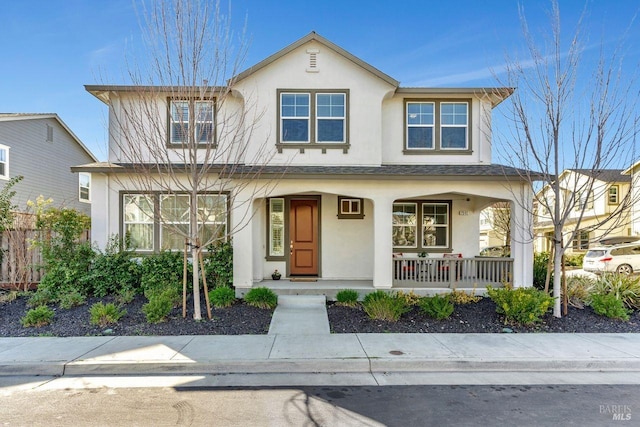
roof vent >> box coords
[306,49,319,73]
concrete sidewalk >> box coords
[2,333,640,381]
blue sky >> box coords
[1,0,638,161]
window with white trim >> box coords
[608,185,619,204]
[405,100,470,152]
[0,145,8,179]
[572,230,589,250]
[278,90,348,148]
[79,173,91,202]
[269,198,285,257]
[422,203,449,248]
[169,100,215,145]
[160,194,191,250]
[337,196,364,219]
[393,201,452,251]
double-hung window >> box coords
[0,145,8,179]
[422,203,449,248]
[608,185,619,204]
[169,100,215,145]
[122,192,228,252]
[278,90,348,150]
[79,172,91,202]
[392,203,417,248]
[405,100,470,152]
[393,201,452,251]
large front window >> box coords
[278,90,348,148]
[405,100,469,152]
[169,100,215,145]
[393,201,451,251]
[122,193,228,252]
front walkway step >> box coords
[268,295,330,335]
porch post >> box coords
[372,196,394,289]
[232,191,254,293]
[510,190,534,288]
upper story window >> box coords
[169,99,215,146]
[277,89,349,153]
[0,145,8,180]
[575,190,594,211]
[79,172,91,202]
[405,100,470,153]
[608,185,619,204]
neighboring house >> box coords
[533,169,634,254]
[77,32,537,295]
[0,114,97,215]
[623,160,640,237]
[479,202,511,249]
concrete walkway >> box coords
[268,295,330,335]
[2,333,640,386]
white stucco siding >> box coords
[234,40,394,167]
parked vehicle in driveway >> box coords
[583,243,640,275]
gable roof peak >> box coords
[233,31,399,87]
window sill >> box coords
[403,149,472,155]
[276,143,350,154]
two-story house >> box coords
[533,169,634,254]
[0,114,97,215]
[623,161,640,238]
[77,32,535,296]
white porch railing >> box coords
[393,256,513,288]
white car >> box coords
[583,243,640,275]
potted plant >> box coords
[271,269,281,280]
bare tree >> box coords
[494,0,640,317]
[103,0,274,319]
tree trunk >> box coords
[191,196,202,320]
[552,241,563,317]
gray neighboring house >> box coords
[0,114,97,215]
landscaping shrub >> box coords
[21,305,55,327]
[142,288,178,323]
[244,287,277,309]
[564,274,596,309]
[395,290,421,306]
[362,293,409,322]
[208,286,236,308]
[27,287,54,308]
[419,294,455,319]
[335,289,359,307]
[140,251,186,296]
[204,241,233,288]
[0,290,19,303]
[58,289,86,309]
[81,235,142,297]
[89,302,127,327]
[486,285,554,325]
[590,293,630,321]
[363,290,390,305]
[449,288,481,304]
[564,253,585,267]
[590,274,640,310]
[533,252,553,290]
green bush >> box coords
[244,287,277,309]
[419,294,455,319]
[533,252,553,290]
[335,289,359,307]
[90,302,127,327]
[58,290,86,309]
[142,288,177,323]
[208,286,236,308]
[140,251,186,296]
[362,293,409,322]
[82,236,142,297]
[590,293,630,321]
[116,288,137,304]
[486,286,554,325]
[363,290,390,305]
[564,253,585,267]
[205,241,233,288]
[590,274,640,310]
[449,289,481,305]
[395,290,422,306]
[564,274,596,309]
[27,288,54,308]
[21,305,55,327]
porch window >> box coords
[337,196,364,219]
[422,203,449,248]
[123,194,154,251]
[392,203,417,248]
[269,198,285,257]
[169,99,215,145]
[160,195,191,250]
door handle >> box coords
[290,240,294,255]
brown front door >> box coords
[289,199,319,275]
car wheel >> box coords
[616,264,633,275]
